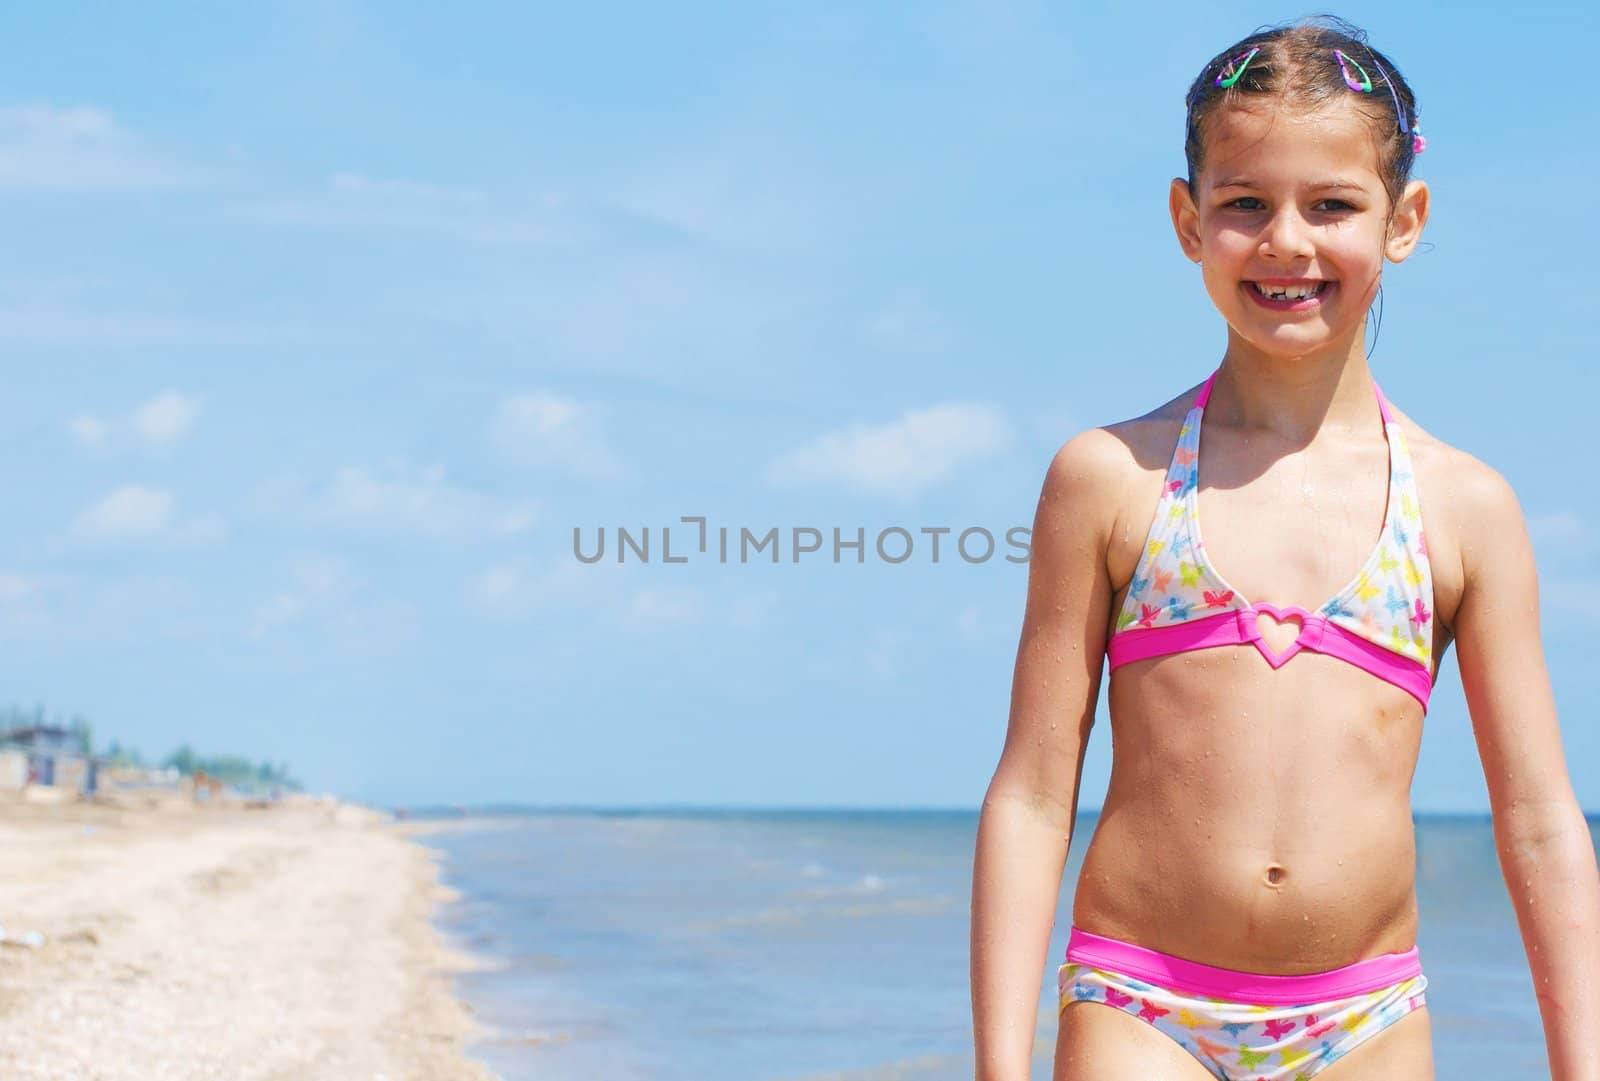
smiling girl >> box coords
[970,16,1600,1081]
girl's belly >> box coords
[1075,650,1426,972]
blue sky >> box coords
[0,2,1593,811]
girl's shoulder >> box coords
[1046,383,1201,485]
[1389,404,1520,526]
[1387,404,1528,636]
[1037,383,1205,566]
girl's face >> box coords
[1170,96,1429,361]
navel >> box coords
[1265,864,1287,887]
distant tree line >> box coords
[159,744,300,792]
[2,703,301,794]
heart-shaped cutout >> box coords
[1249,603,1313,668]
[1256,609,1303,656]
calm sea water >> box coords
[414,810,1597,1081]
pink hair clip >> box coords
[1412,123,1427,155]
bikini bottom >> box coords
[1057,925,1428,1080]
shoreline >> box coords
[0,789,499,1081]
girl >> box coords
[970,16,1600,1081]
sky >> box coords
[0,2,1594,812]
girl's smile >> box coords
[1244,277,1334,311]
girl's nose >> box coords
[1259,208,1315,260]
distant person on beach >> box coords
[970,16,1599,1081]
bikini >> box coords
[1058,367,1434,1079]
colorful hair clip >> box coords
[1336,49,1420,149]
[1215,46,1260,89]
[1333,48,1371,92]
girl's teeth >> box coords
[1254,282,1324,300]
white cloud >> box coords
[490,392,620,479]
[74,485,172,539]
[71,389,204,452]
[768,403,1013,499]
[0,104,200,191]
[129,390,204,447]
[264,461,536,539]
[250,555,349,639]
[71,485,224,546]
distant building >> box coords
[0,724,94,794]
[1,724,81,757]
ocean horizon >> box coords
[413,807,1594,1080]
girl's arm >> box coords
[1452,460,1600,1081]
[971,430,1118,1081]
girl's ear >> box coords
[1385,179,1431,263]
[1170,178,1204,264]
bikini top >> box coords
[1106,368,1436,709]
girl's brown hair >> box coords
[1184,16,1420,212]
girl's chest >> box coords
[1106,441,1464,670]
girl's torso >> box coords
[1072,371,1464,973]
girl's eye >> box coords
[1316,199,1355,212]
[1225,197,1264,211]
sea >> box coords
[413,809,1598,1081]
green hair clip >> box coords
[1215,46,1261,89]
[1333,48,1372,92]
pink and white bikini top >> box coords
[1106,368,1436,709]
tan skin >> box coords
[971,94,1600,1081]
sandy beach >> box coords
[0,790,498,1081]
